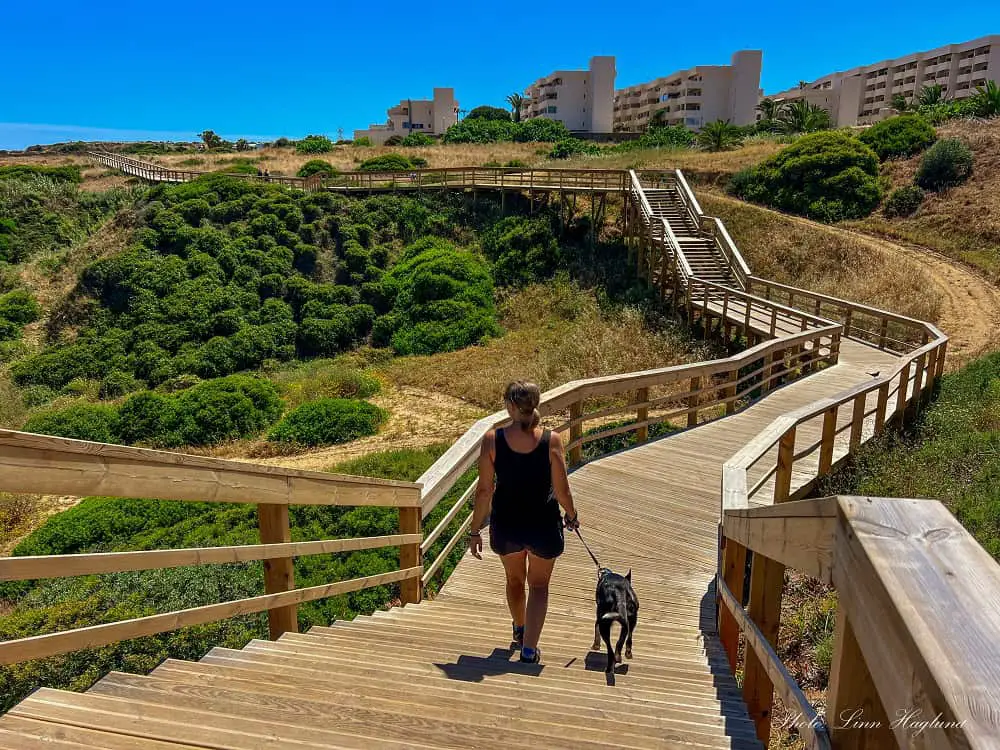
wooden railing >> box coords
[89,151,314,189]
[628,169,692,286]
[0,430,422,665]
[719,496,1000,749]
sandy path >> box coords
[706,192,1000,370]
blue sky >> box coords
[1,0,997,149]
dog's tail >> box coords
[600,604,630,638]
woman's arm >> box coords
[468,430,496,559]
[549,431,578,527]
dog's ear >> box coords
[626,568,632,581]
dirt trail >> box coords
[707,192,1000,369]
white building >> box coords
[614,50,763,132]
[769,35,1000,126]
[520,57,616,133]
[354,88,459,144]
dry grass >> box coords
[382,279,711,408]
[699,193,942,323]
[847,118,1000,281]
[0,154,127,192]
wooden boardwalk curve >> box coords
[2,161,995,750]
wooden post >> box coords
[895,361,911,425]
[718,537,747,671]
[569,400,583,465]
[258,504,297,639]
[849,392,866,451]
[843,308,853,338]
[743,296,752,337]
[874,381,890,433]
[775,427,795,504]
[818,406,837,476]
[634,387,649,443]
[768,307,778,338]
[725,369,738,416]
[687,377,700,428]
[878,318,889,350]
[399,507,422,605]
[934,340,947,381]
[827,608,896,749]
[742,552,786,745]
[922,348,937,407]
[911,352,927,416]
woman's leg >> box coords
[499,551,528,627]
[523,552,556,650]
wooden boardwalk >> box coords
[0,165,967,749]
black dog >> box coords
[592,567,639,673]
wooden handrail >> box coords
[721,496,1000,749]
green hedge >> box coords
[22,403,121,442]
[296,159,337,178]
[358,154,415,172]
[268,398,386,445]
[858,115,936,160]
[0,164,82,183]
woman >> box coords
[468,380,579,664]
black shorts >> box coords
[489,511,565,560]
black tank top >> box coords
[492,428,556,524]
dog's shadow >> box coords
[583,650,630,685]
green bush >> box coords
[358,154,414,172]
[269,398,386,445]
[0,164,82,183]
[378,237,500,355]
[352,136,373,147]
[0,289,41,340]
[384,135,405,147]
[481,216,560,285]
[442,119,517,144]
[858,115,936,160]
[514,118,571,143]
[548,138,601,159]
[883,185,925,218]
[22,403,121,442]
[401,132,433,147]
[295,135,336,154]
[466,106,512,121]
[297,160,337,178]
[915,139,973,191]
[727,131,882,222]
[610,126,694,152]
[98,370,142,399]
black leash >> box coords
[573,526,602,569]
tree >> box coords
[775,100,831,134]
[972,80,1000,117]
[199,130,223,150]
[696,120,743,152]
[756,98,782,123]
[234,139,251,152]
[891,93,911,113]
[798,81,810,90]
[649,108,668,129]
[466,105,512,122]
[918,84,947,107]
[506,93,524,123]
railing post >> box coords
[775,426,795,503]
[633,387,649,443]
[818,406,837,475]
[768,307,778,338]
[874,380,890,433]
[717,536,747,671]
[843,308,853,338]
[569,400,583,465]
[687,377,700,428]
[725,369,738,416]
[258,504,297,639]
[399,506,422,604]
[878,317,889,350]
[827,608,895,748]
[849,392,866,451]
[895,361,911,425]
[742,551,786,745]
[934,340,947,382]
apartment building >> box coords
[770,35,1000,126]
[520,57,616,133]
[354,88,459,144]
[614,50,762,132]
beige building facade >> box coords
[770,35,1000,126]
[354,88,458,144]
[520,56,616,133]
[613,50,763,132]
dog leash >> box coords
[573,526,602,569]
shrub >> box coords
[480,216,560,285]
[268,398,386,445]
[0,164,82,183]
[727,131,882,222]
[296,159,337,178]
[883,185,925,218]
[915,139,973,191]
[515,118,571,143]
[466,106,512,121]
[696,120,744,152]
[384,135,405,147]
[358,154,414,172]
[610,126,695,152]
[99,370,142,399]
[352,137,373,147]
[442,119,517,144]
[295,135,335,154]
[858,115,936,160]
[22,403,121,443]
[0,289,41,341]
[548,139,601,159]
[401,132,433,147]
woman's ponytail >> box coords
[504,381,542,433]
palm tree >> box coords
[918,83,947,107]
[973,80,1000,117]
[506,93,524,123]
[891,93,911,113]
[756,98,783,123]
[775,100,831,134]
[798,80,810,90]
[649,108,668,129]
[697,120,743,152]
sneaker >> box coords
[519,646,540,664]
[512,623,524,646]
